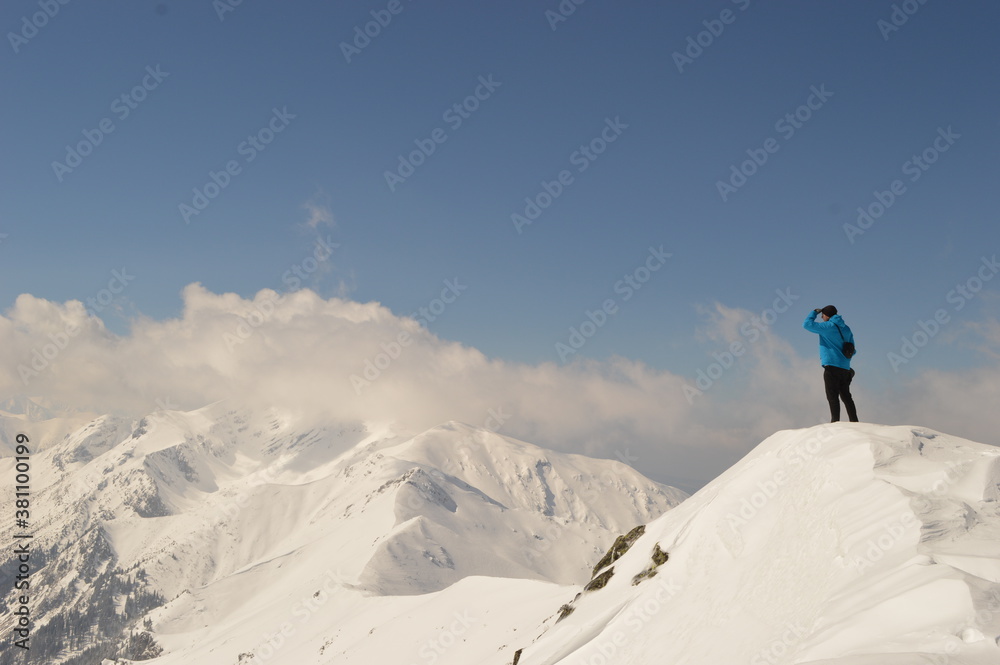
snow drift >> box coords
[3,406,1000,665]
[516,423,1000,665]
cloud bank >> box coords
[2,285,997,490]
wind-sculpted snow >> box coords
[7,410,996,664]
[8,407,1000,665]
[517,424,1000,665]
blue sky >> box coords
[2,1,1000,485]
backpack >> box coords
[836,324,856,359]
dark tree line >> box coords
[0,528,166,664]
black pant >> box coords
[823,366,858,422]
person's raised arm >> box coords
[803,308,822,332]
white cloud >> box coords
[2,288,997,490]
[301,200,334,230]
[291,198,344,294]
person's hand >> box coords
[814,308,822,313]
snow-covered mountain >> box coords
[4,408,999,665]
[0,404,685,665]
[516,423,1000,665]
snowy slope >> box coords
[352,421,685,594]
[9,410,994,665]
[515,423,1000,665]
[0,405,685,664]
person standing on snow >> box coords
[803,305,859,422]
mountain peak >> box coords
[0,404,687,664]
[518,423,1000,665]
[8,414,997,665]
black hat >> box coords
[821,305,838,317]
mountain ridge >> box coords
[516,423,1000,665]
[6,408,997,664]
[0,405,686,664]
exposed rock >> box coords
[584,566,615,592]
[651,542,669,566]
[591,524,645,578]
[632,542,670,585]
[556,603,575,622]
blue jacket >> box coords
[803,310,855,369]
